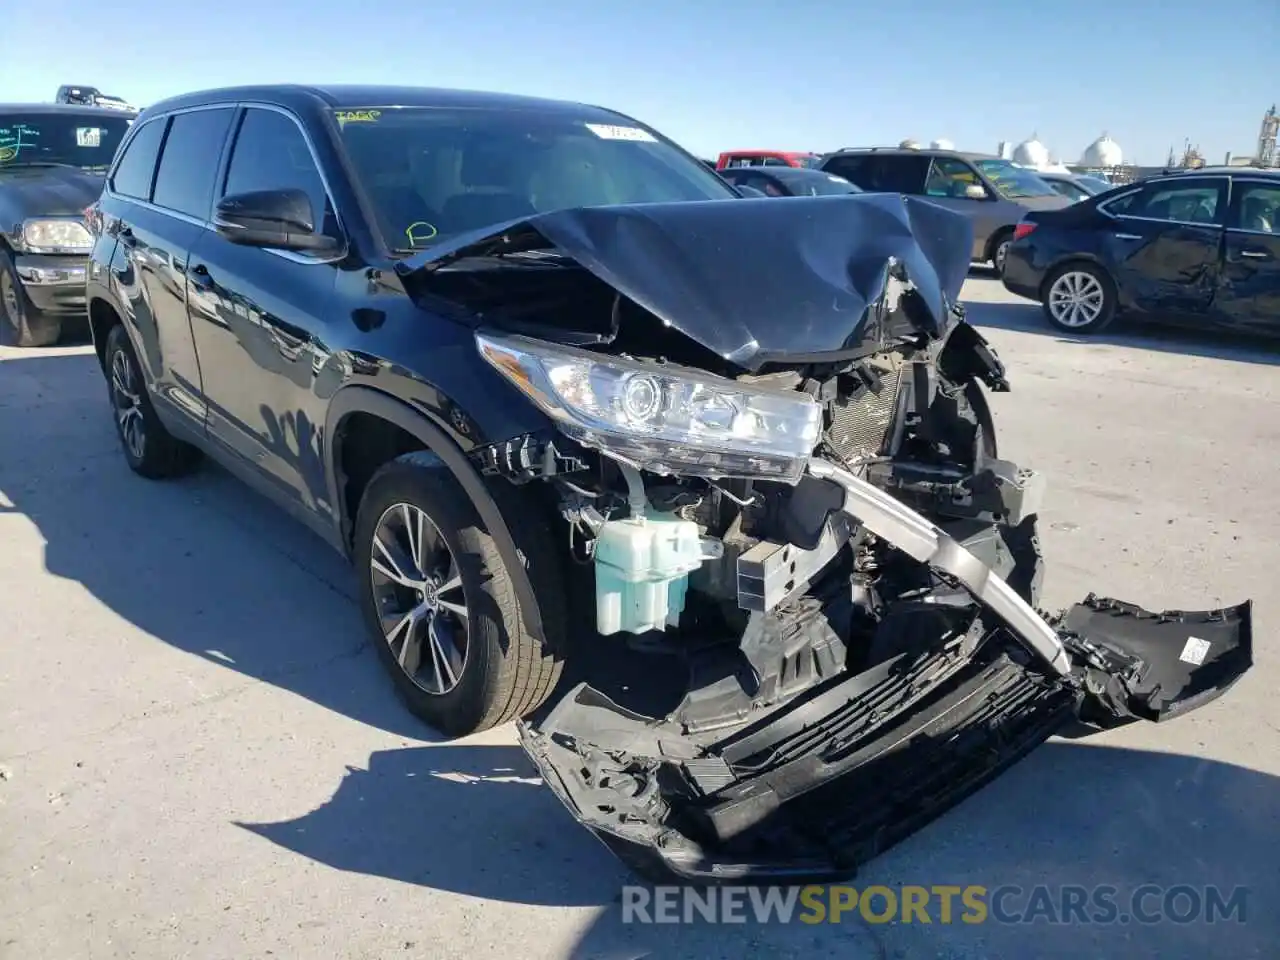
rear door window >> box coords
[151,108,235,219]
[110,118,167,200]
[221,108,330,231]
[1131,180,1225,226]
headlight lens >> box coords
[21,218,93,253]
[477,331,822,483]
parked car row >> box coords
[4,82,1255,886]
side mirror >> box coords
[963,183,990,201]
[213,188,339,254]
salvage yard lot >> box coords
[1,275,1277,960]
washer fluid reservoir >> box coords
[594,510,723,636]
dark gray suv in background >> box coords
[820,147,1071,273]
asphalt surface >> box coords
[2,276,1277,960]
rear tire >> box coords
[1041,262,1117,334]
[103,324,202,478]
[0,253,61,348]
[354,451,565,737]
[989,230,1014,276]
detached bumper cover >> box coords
[520,461,1254,883]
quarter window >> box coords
[151,108,235,219]
[222,108,330,230]
[1231,183,1280,234]
[109,118,166,200]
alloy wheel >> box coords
[110,348,146,460]
[370,502,469,695]
[994,239,1012,275]
[1047,271,1106,328]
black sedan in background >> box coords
[720,165,862,197]
[1002,168,1280,335]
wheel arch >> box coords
[985,225,1016,264]
[324,384,552,648]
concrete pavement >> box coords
[2,277,1277,959]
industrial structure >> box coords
[1258,104,1278,168]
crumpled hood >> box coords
[0,166,104,220]
[396,193,973,370]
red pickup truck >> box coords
[716,150,820,169]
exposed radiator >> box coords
[825,362,906,463]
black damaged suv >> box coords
[86,84,1252,883]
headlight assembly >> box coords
[476,331,822,483]
[21,218,93,254]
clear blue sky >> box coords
[4,0,1276,166]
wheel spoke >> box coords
[427,616,459,689]
[371,534,422,588]
[437,599,468,619]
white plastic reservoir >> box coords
[594,510,722,635]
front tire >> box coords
[103,324,202,478]
[354,451,565,737]
[1041,262,1117,333]
[0,253,61,348]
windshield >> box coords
[331,106,737,252]
[973,159,1058,199]
[1076,175,1111,195]
[797,155,822,168]
[0,112,131,171]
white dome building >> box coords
[1012,135,1050,168]
[1080,133,1123,168]
[930,138,955,150]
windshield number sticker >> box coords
[76,127,103,148]
[1179,636,1211,666]
[335,110,382,125]
[584,123,656,143]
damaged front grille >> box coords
[825,359,906,463]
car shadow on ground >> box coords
[962,297,1280,368]
[4,349,1278,957]
[0,348,442,740]
[235,739,1279,959]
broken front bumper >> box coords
[520,460,1254,883]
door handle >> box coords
[1112,232,1142,241]
[1239,249,1271,260]
[189,264,215,290]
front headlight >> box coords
[21,218,93,254]
[476,331,822,483]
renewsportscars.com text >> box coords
[621,884,1250,926]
